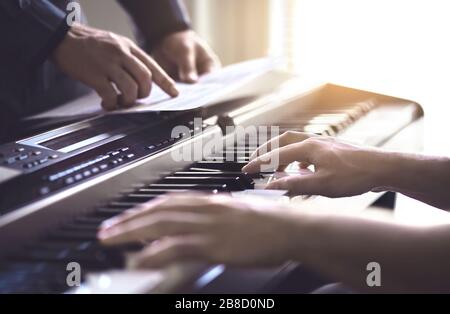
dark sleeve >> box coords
[117,0,191,51]
[0,0,70,75]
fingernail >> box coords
[126,252,143,269]
[101,218,119,229]
[98,225,119,238]
[97,229,109,240]
[188,73,198,82]
[170,85,179,97]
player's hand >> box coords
[243,132,386,198]
[98,194,299,268]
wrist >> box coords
[146,26,191,53]
[51,22,81,62]
[377,153,450,194]
[366,149,394,190]
[369,150,418,192]
[281,211,320,262]
[41,19,72,66]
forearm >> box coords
[289,212,450,293]
[374,151,450,209]
[0,0,70,71]
[117,0,190,50]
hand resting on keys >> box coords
[99,194,299,268]
[242,131,385,198]
[243,131,450,207]
[98,192,450,293]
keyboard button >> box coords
[23,163,34,169]
[4,157,17,165]
[39,187,50,195]
[83,170,91,177]
[39,158,49,164]
[16,154,28,161]
[65,177,75,185]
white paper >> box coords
[113,57,283,112]
[28,58,284,120]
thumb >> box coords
[266,174,322,197]
[177,48,198,83]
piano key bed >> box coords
[0,83,423,293]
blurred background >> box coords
[80,0,450,221]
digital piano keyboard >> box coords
[0,79,423,293]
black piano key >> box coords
[189,167,223,173]
[64,223,100,232]
[21,269,69,293]
[0,262,51,280]
[173,171,261,185]
[231,147,258,152]
[218,149,252,154]
[26,240,94,252]
[94,207,127,218]
[135,188,190,194]
[30,239,142,256]
[147,183,228,192]
[74,216,107,226]
[204,156,250,162]
[160,176,251,191]
[122,194,158,202]
[48,229,99,242]
[67,250,125,270]
[174,170,255,178]
[190,161,249,172]
[107,201,141,209]
[11,246,125,271]
[10,248,70,263]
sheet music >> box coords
[28,58,284,120]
